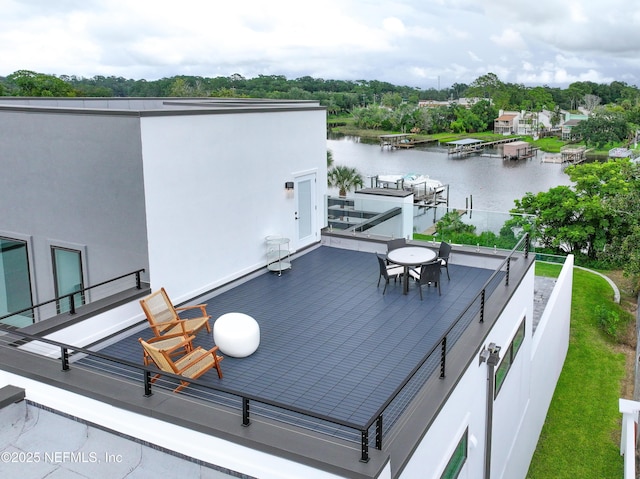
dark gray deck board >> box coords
[89,246,495,429]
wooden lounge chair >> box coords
[141,332,194,367]
[139,336,224,392]
[140,287,211,339]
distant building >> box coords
[561,119,584,141]
[494,112,519,135]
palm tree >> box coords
[327,149,334,169]
[328,165,364,197]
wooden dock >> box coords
[447,137,523,156]
[560,146,589,164]
[379,134,438,149]
[379,134,412,149]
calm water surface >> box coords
[327,136,573,212]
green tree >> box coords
[6,70,76,97]
[436,211,476,237]
[381,92,403,108]
[470,99,498,131]
[599,161,640,283]
[328,165,364,197]
[572,110,630,148]
[510,160,638,260]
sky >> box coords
[1,0,640,89]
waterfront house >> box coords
[0,98,572,479]
[561,119,583,141]
[493,112,519,135]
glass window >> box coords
[0,237,33,326]
[495,345,512,394]
[512,320,525,356]
[52,247,85,313]
[440,429,468,479]
[495,318,526,397]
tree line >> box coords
[4,69,639,146]
[2,69,639,115]
[2,69,639,285]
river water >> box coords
[327,136,573,213]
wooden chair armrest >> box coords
[175,304,209,317]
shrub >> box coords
[595,305,622,339]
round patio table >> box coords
[387,246,437,294]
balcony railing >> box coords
[0,235,530,463]
[0,269,146,328]
[326,194,536,251]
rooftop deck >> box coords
[0,241,536,477]
[96,245,497,419]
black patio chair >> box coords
[438,241,452,280]
[415,261,441,300]
[376,253,404,294]
[386,237,407,264]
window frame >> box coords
[495,317,526,397]
[0,235,34,325]
[51,245,86,314]
[440,428,468,479]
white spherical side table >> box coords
[213,312,260,358]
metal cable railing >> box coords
[0,236,529,462]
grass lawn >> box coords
[527,264,631,478]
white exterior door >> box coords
[294,172,317,249]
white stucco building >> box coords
[0,97,572,479]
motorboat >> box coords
[376,173,445,195]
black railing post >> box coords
[69,294,76,315]
[242,397,250,426]
[144,371,152,397]
[375,415,383,450]
[360,429,369,463]
[135,270,142,290]
[505,258,511,286]
[479,289,486,323]
[525,233,530,259]
[440,336,447,378]
[61,347,69,371]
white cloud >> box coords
[490,28,527,51]
[468,51,482,62]
[568,1,589,23]
[0,0,637,87]
[383,17,406,35]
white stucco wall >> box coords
[399,258,572,479]
[498,256,573,479]
[139,108,327,302]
